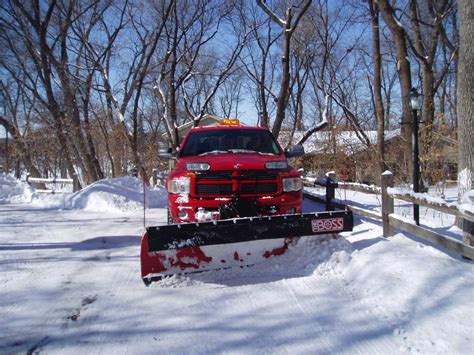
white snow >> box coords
[63,176,167,212]
[279,129,401,155]
[389,186,454,205]
[0,174,473,354]
[0,173,34,203]
[0,174,167,212]
[458,168,472,198]
[460,190,474,215]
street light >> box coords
[409,87,422,225]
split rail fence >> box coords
[26,174,80,194]
[303,171,474,259]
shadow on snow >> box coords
[0,235,141,252]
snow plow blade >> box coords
[141,210,353,285]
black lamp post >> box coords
[409,88,422,225]
[4,128,7,174]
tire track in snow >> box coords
[47,228,144,353]
[26,336,51,355]
[282,277,336,353]
[279,249,402,355]
[0,206,139,354]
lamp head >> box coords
[409,88,421,111]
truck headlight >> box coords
[265,161,288,169]
[168,177,191,194]
[282,177,303,192]
[186,163,210,171]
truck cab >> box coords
[161,120,304,223]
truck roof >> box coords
[189,124,269,132]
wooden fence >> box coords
[304,171,474,259]
[26,174,80,194]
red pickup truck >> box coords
[160,120,305,223]
[142,119,353,284]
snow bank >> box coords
[0,173,34,204]
[0,174,167,212]
[64,176,167,212]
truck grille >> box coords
[239,170,277,180]
[196,184,232,195]
[195,171,233,181]
[239,183,277,194]
[195,170,278,196]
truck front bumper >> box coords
[169,191,303,223]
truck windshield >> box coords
[180,129,282,157]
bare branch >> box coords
[256,0,286,27]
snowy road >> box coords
[1,179,473,354]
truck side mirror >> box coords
[285,144,305,158]
[158,148,177,160]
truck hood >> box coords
[177,153,287,171]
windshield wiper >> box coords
[228,149,277,155]
[199,149,276,155]
[227,149,258,154]
[198,150,229,156]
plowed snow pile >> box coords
[0,174,167,212]
[64,176,167,212]
[0,173,34,203]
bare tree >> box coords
[217,71,244,118]
[0,115,42,179]
[288,28,328,146]
[1,0,109,183]
[408,0,457,128]
[0,0,465,189]
[256,0,312,139]
[304,1,367,145]
[239,4,280,128]
[83,0,174,177]
[153,0,249,150]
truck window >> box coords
[180,129,282,157]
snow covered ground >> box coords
[0,174,473,354]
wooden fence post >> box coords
[326,171,337,211]
[381,171,394,237]
[461,192,474,248]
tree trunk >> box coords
[272,8,292,139]
[83,94,104,181]
[378,0,413,182]
[0,115,44,185]
[457,0,474,246]
[256,0,312,139]
[370,1,386,180]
